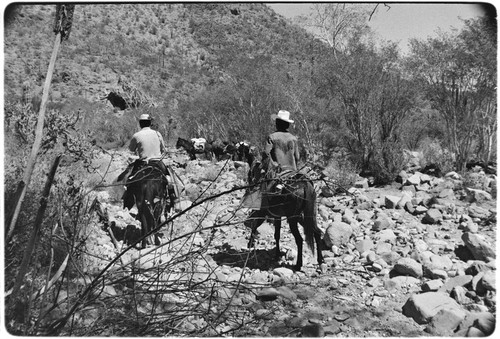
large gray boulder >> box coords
[323,222,353,248]
[384,195,401,209]
[402,292,462,324]
[467,204,491,219]
[462,232,496,261]
[393,258,423,278]
[466,188,492,203]
[422,208,443,224]
[424,308,468,335]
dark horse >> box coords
[125,160,171,248]
[176,137,213,160]
[244,156,324,271]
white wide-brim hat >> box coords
[139,113,152,121]
[271,110,294,123]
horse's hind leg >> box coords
[273,218,282,261]
[139,212,149,248]
[245,210,265,248]
[288,218,303,271]
[314,232,324,265]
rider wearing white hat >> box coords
[129,113,166,160]
[265,110,300,172]
[121,113,169,210]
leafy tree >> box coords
[295,3,372,55]
[406,16,497,171]
[314,31,420,183]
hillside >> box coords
[4,3,323,112]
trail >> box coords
[74,147,495,336]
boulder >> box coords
[393,258,423,278]
[424,254,453,271]
[379,251,400,265]
[354,178,369,189]
[424,308,468,335]
[389,276,421,288]
[397,192,413,209]
[424,268,448,280]
[375,229,397,243]
[473,312,496,335]
[355,239,374,253]
[402,292,462,324]
[414,205,428,215]
[318,205,331,221]
[444,171,461,180]
[420,173,432,183]
[276,286,298,301]
[321,186,334,197]
[398,170,409,184]
[384,195,402,209]
[438,275,473,293]
[421,279,444,292]
[406,173,421,186]
[401,184,416,196]
[466,188,492,203]
[458,312,496,336]
[356,209,374,221]
[467,204,491,219]
[465,262,490,276]
[438,188,455,199]
[256,287,280,301]
[375,242,392,254]
[415,191,433,206]
[273,267,294,279]
[323,222,353,248]
[416,182,431,192]
[450,286,471,304]
[462,233,496,261]
[477,270,496,293]
[422,208,443,224]
[302,323,325,337]
[372,216,395,231]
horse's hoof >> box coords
[319,263,328,273]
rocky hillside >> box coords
[57,148,496,336]
[4,3,322,110]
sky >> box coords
[267,2,492,54]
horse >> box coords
[124,160,171,248]
[234,141,255,165]
[211,138,236,161]
[244,155,324,271]
[176,137,213,160]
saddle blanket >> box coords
[241,189,262,209]
[191,138,206,151]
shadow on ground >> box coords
[211,243,288,270]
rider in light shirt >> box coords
[129,113,166,160]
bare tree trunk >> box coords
[10,155,62,300]
[7,32,62,241]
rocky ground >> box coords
[71,148,496,336]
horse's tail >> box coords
[303,180,320,254]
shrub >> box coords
[322,156,359,192]
[419,137,455,174]
[462,171,489,190]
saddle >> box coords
[242,167,309,210]
[121,159,170,210]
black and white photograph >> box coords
[2,1,497,336]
